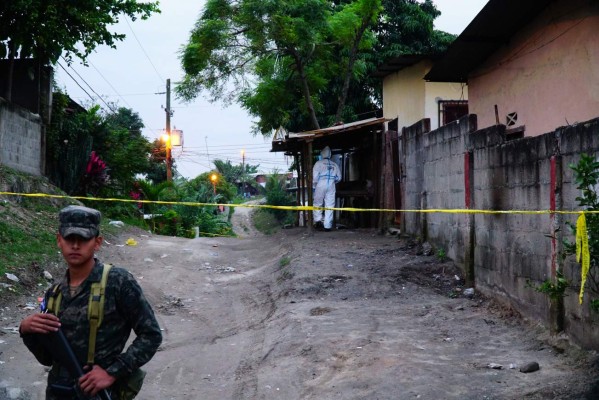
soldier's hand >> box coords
[79,365,116,396]
[19,313,61,334]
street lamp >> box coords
[210,173,218,195]
[161,132,172,181]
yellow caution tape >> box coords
[3,191,598,300]
[0,191,596,214]
[576,214,590,304]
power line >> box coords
[56,62,99,106]
[59,59,117,113]
[89,62,133,109]
[125,17,164,83]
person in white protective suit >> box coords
[313,146,341,231]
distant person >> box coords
[313,146,341,231]
[19,205,162,399]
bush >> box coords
[264,174,295,222]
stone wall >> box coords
[0,99,43,175]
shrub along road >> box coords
[1,207,598,399]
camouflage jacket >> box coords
[21,259,162,397]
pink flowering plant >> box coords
[81,151,110,195]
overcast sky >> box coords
[54,0,488,179]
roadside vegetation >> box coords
[254,173,296,235]
[0,165,123,287]
[528,153,599,313]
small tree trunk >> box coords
[335,15,371,123]
[5,40,15,102]
[291,48,320,130]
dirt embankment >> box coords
[1,206,598,400]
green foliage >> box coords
[46,91,157,197]
[93,107,153,195]
[177,0,452,135]
[265,173,295,222]
[279,256,291,267]
[40,90,159,226]
[133,176,235,239]
[252,209,281,235]
[436,248,446,262]
[146,139,169,184]
[527,271,570,301]
[46,91,95,194]
[0,0,159,63]
[0,218,58,277]
[213,158,260,195]
[374,0,453,59]
[561,153,599,311]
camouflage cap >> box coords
[58,205,101,239]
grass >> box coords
[279,256,291,267]
[253,209,281,235]
[0,211,60,277]
[252,207,297,235]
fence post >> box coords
[420,191,428,241]
[464,151,475,287]
[549,154,564,333]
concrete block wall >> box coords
[555,119,599,349]
[472,135,554,323]
[400,113,599,349]
[400,119,429,237]
[422,117,473,264]
[0,99,43,175]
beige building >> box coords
[375,55,468,131]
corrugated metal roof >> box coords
[425,0,554,82]
[271,117,389,153]
[287,117,389,138]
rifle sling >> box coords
[47,264,113,366]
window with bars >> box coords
[438,100,469,127]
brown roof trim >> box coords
[425,0,554,82]
[371,54,437,78]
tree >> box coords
[178,0,380,133]
[93,107,154,195]
[46,91,97,194]
[0,0,159,62]
[46,90,156,196]
[374,0,454,60]
[177,0,453,135]
[146,139,170,184]
[213,159,259,186]
[0,1,159,101]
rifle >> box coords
[47,329,112,400]
[40,327,112,400]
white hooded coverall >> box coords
[313,146,341,229]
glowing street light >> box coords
[210,173,218,195]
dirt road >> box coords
[1,206,598,399]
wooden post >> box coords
[295,153,301,226]
[306,141,314,230]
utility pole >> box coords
[165,79,172,182]
[241,149,245,197]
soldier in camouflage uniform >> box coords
[20,205,162,399]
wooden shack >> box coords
[271,117,399,229]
